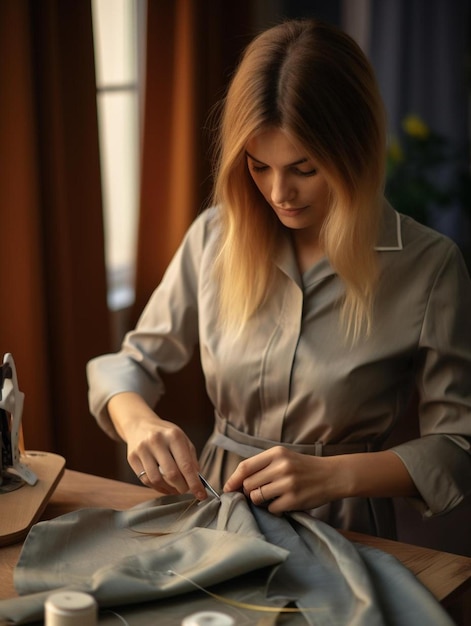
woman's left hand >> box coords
[223,446,342,514]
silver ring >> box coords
[137,470,147,480]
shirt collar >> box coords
[275,233,336,287]
[375,200,403,251]
[274,199,403,284]
[275,231,303,286]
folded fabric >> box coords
[0,492,454,625]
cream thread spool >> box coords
[45,591,97,626]
[182,611,235,626]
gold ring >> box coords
[258,485,267,503]
[137,470,147,480]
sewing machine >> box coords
[0,353,37,491]
[0,353,65,546]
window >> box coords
[91,0,146,310]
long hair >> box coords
[211,19,387,342]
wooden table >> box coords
[1,469,471,624]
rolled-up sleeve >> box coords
[86,210,210,440]
[392,244,471,516]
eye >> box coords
[293,167,317,177]
[248,163,268,174]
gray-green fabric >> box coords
[0,493,454,625]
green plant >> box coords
[385,115,471,226]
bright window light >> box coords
[91,0,144,310]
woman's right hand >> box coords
[107,392,207,500]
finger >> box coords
[223,452,271,492]
[156,452,190,493]
[135,461,177,494]
[137,469,148,482]
[167,442,207,500]
[155,445,206,501]
[250,484,272,507]
[158,463,207,501]
[131,440,179,492]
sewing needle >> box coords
[198,473,221,500]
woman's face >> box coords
[246,127,331,241]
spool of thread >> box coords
[182,611,235,626]
[44,591,97,626]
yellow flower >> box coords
[402,115,430,139]
[388,136,404,163]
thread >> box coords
[167,569,325,615]
[103,610,131,625]
[44,591,97,626]
[129,502,325,618]
[182,610,235,626]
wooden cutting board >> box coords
[0,451,65,546]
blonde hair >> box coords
[211,19,386,342]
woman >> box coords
[87,19,471,537]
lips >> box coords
[275,206,308,216]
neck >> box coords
[291,230,325,274]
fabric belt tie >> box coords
[209,412,375,459]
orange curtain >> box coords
[133,0,253,451]
[134,0,253,309]
[0,1,118,476]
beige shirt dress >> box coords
[87,201,471,537]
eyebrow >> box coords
[245,150,309,168]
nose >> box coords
[270,173,296,206]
